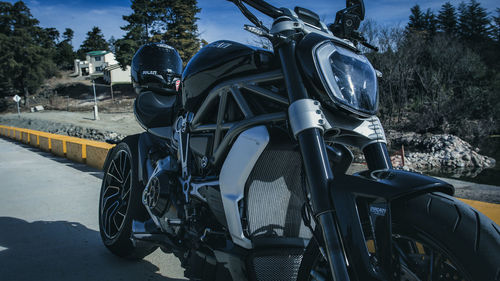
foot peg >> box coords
[131,219,179,252]
[132,219,162,235]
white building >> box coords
[103,64,131,84]
[73,51,121,77]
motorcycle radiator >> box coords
[244,139,312,281]
[245,142,312,240]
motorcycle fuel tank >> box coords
[181,40,277,112]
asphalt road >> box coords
[0,137,186,281]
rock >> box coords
[34,105,44,112]
[388,130,495,173]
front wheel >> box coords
[298,192,500,280]
[98,135,157,259]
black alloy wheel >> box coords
[98,136,157,259]
[101,148,132,240]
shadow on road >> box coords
[0,217,184,281]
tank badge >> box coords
[142,70,158,75]
[210,42,232,49]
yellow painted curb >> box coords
[39,135,51,152]
[29,133,38,147]
[21,131,29,144]
[0,124,115,171]
[66,141,85,163]
[85,140,115,169]
[50,138,65,157]
[459,198,500,225]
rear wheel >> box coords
[298,192,500,280]
[98,135,157,259]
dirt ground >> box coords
[0,110,144,142]
[4,111,143,135]
[1,71,137,114]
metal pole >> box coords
[93,80,97,105]
[16,101,20,118]
[401,145,405,167]
[110,83,114,100]
[92,80,99,120]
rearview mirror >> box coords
[346,0,365,20]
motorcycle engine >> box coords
[143,155,182,236]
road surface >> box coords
[0,137,186,281]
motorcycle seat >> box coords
[134,90,178,129]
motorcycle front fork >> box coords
[277,37,394,280]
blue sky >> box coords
[9,0,500,48]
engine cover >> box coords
[142,155,182,236]
[144,173,171,217]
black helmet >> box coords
[131,43,183,95]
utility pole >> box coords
[92,80,99,120]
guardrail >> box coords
[0,125,115,170]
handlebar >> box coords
[240,0,283,18]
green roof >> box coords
[86,50,108,56]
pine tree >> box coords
[115,0,161,68]
[122,0,160,43]
[63,28,74,44]
[493,8,500,42]
[115,25,145,69]
[0,1,57,98]
[116,0,203,68]
[158,0,202,63]
[407,5,426,32]
[54,27,75,69]
[78,26,109,57]
[423,8,437,36]
[55,40,74,69]
[458,0,491,43]
[43,27,59,46]
[108,36,117,53]
[437,2,457,35]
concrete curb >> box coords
[0,124,115,170]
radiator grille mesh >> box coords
[245,146,312,239]
[251,253,303,281]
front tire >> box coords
[98,135,157,259]
[298,192,500,280]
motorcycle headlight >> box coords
[314,41,378,116]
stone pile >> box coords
[388,131,496,171]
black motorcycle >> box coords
[98,0,500,280]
